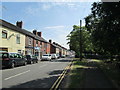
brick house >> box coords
[46,42,50,54]
[33,30,48,59]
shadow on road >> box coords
[50,59,72,63]
[48,70,63,75]
[3,75,58,89]
[2,69,66,89]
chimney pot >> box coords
[49,39,52,43]
[37,32,42,37]
[16,21,23,28]
[33,30,37,35]
[53,42,55,44]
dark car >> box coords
[25,55,38,64]
[0,52,27,68]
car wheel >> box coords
[11,62,15,68]
[24,61,27,66]
[30,61,33,64]
[36,61,38,63]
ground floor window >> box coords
[25,49,33,55]
[0,48,8,52]
[18,50,24,55]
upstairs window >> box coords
[2,30,7,39]
[16,34,20,44]
[36,40,38,46]
[36,40,38,44]
[29,37,32,45]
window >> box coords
[0,53,8,58]
[44,43,47,48]
[29,37,32,45]
[40,42,42,45]
[2,30,7,39]
[18,50,21,54]
[16,34,20,44]
[36,40,38,44]
[36,40,38,46]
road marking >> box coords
[50,61,72,90]
[4,70,30,80]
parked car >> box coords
[41,54,52,61]
[24,55,38,64]
[0,52,27,68]
[51,54,57,59]
[56,54,60,59]
[61,55,66,58]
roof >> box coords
[0,19,47,43]
[51,43,59,48]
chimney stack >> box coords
[16,21,23,28]
[49,39,52,43]
[33,30,37,35]
[53,42,55,44]
[37,32,42,37]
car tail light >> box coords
[3,58,10,60]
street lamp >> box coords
[79,20,82,61]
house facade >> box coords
[46,42,50,54]
[33,30,48,59]
[0,19,69,58]
[0,20,25,55]
[25,36,34,55]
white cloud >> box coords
[42,25,72,49]
[42,4,51,10]
[44,25,65,29]
[25,6,41,15]
[2,0,101,2]
[25,2,90,15]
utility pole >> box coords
[79,20,82,61]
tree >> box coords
[67,25,93,57]
[85,2,120,60]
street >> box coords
[2,58,72,88]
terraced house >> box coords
[0,19,25,54]
[0,19,49,60]
[0,19,69,59]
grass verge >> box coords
[67,59,88,88]
[92,59,120,89]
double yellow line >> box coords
[50,61,73,90]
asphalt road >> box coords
[1,58,72,89]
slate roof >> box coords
[0,19,47,43]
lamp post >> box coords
[79,20,82,61]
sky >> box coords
[1,0,100,49]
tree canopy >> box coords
[67,25,93,57]
[85,2,120,56]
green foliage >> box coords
[67,25,93,56]
[85,2,120,56]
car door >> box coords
[12,53,17,65]
[19,54,25,65]
[16,54,22,65]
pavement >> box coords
[84,60,115,88]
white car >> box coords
[51,54,60,59]
[51,54,57,59]
[41,54,52,61]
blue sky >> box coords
[1,1,99,49]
